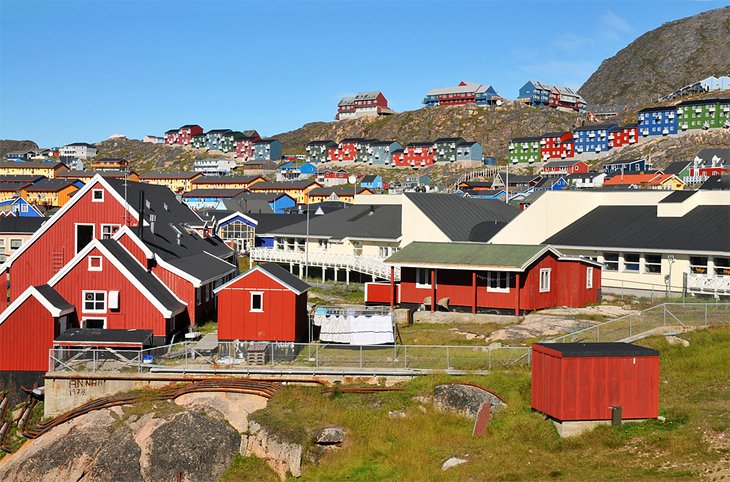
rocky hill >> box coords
[0,140,39,158]
[274,102,584,158]
[92,138,213,172]
[579,6,730,109]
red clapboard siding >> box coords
[0,295,57,371]
[52,246,169,337]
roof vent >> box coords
[163,202,169,211]
[145,199,151,210]
[149,213,157,234]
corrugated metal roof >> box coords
[272,204,401,241]
[426,82,490,96]
[386,242,548,270]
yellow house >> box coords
[308,187,373,204]
[57,169,140,184]
[0,182,31,202]
[0,161,68,178]
[248,180,321,204]
[24,179,80,207]
[140,171,203,194]
[191,175,266,190]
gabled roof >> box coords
[511,137,541,143]
[64,142,95,147]
[34,284,75,314]
[0,181,31,192]
[543,160,584,168]
[405,193,519,242]
[700,175,730,190]
[697,148,729,163]
[307,140,337,146]
[272,204,401,241]
[385,242,591,271]
[354,91,383,101]
[309,187,370,197]
[426,82,490,96]
[206,129,232,135]
[361,175,379,183]
[542,131,571,138]
[215,262,310,296]
[0,175,46,183]
[0,285,75,326]
[245,213,307,235]
[140,171,202,180]
[25,179,79,192]
[0,160,67,169]
[435,137,467,143]
[566,172,605,180]
[58,169,133,179]
[249,180,320,190]
[183,188,248,198]
[663,161,692,175]
[544,205,730,254]
[192,175,264,185]
[573,123,617,132]
[604,158,645,166]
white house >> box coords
[60,142,97,160]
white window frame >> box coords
[623,253,641,272]
[0,238,5,254]
[250,292,264,312]
[539,268,552,293]
[81,317,107,329]
[9,238,22,251]
[82,290,106,314]
[603,252,619,271]
[101,224,120,240]
[586,267,593,289]
[92,189,105,202]
[75,223,95,254]
[415,268,431,288]
[88,256,103,272]
[486,271,510,293]
[644,254,662,274]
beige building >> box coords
[0,217,46,263]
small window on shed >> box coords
[586,267,593,289]
[92,189,104,202]
[88,256,102,271]
[250,292,263,312]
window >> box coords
[539,268,552,293]
[623,253,640,272]
[715,257,730,276]
[250,292,263,312]
[296,238,305,253]
[586,267,593,289]
[82,291,106,313]
[603,252,619,271]
[690,256,709,274]
[10,239,22,251]
[644,254,662,273]
[88,256,102,271]
[319,239,329,250]
[0,239,5,254]
[379,246,391,258]
[92,189,104,202]
[415,268,431,288]
[487,272,510,293]
[275,238,284,250]
[82,318,106,329]
[101,224,120,240]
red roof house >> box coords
[540,132,574,161]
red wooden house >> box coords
[234,131,262,160]
[541,132,574,161]
[165,124,204,145]
[327,138,364,162]
[392,143,436,168]
[540,160,589,176]
[531,342,659,422]
[215,263,310,342]
[0,175,236,335]
[607,124,638,148]
[316,168,349,187]
[366,243,601,315]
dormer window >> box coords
[92,189,104,202]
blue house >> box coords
[278,162,317,181]
[534,176,567,191]
[216,211,259,253]
[223,192,297,215]
[253,139,282,161]
[368,140,402,166]
[603,159,653,175]
[519,80,552,107]
[483,157,496,166]
[573,123,617,155]
[456,141,483,161]
[475,86,499,106]
[637,106,677,137]
[360,175,383,190]
[0,197,43,217]
[182,188,248,210]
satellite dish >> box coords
[348,175,357,184]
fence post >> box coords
[488,349,492,370]
[271,343,275,366]
[315,344,319,368]
[403,345,407,369]
[359,345,363,369]
[705,304,708,326]
[446,346,450,370]
[663,305,667,326]
[93,349,97,373]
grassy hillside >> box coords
[0,140,39,158]
[234,327,730,481]
[92,138,216,172]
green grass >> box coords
[219,454,280,482]
[309,281,365,305]
[244,327,730,480]
[397,321,505,346]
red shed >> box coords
[215,263,310,342]
[531,342,660,422]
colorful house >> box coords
[0,197,44,217]
[367,140,401,166]
[89,158,129,171]
[392,142,436,168]
[139,171,204,194]
[519,81,586,113]
[686,148,729,184]
[540,132,574,161]
[182,188,249,210]
[573,124,616,155]
[307,186,372,204]
[277,163,317,181]
[433,138,464,163]
[534,176,568,191]
[603,159,652,175]
[191,134,207,149]
[0,217,46,262]
[205,129,233,151]
[603,173,686,190]
[336,92,394,120]
[361,175,383,190]
[541,160,589,176]
[253,139,282,161]
[637,106,677,137]
[58,169,140,184]
[508,137,541,164]
[193,158,238,176]
[234,131,262,160]
[327,138,365,163]
[423,81,499,107]
[60,143,97,160]
[215,263,310,342]
[566,172,606,189]
[248,180,322,204]
[165,125,204,145]
[316,168,349,187]
[305,140,337,163]
[367,243,601,314]
[0,160,68,179]
[456,141,483,162]
[677,98,730,131]
[607,124,638,148]
[24,179,80,207]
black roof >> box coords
[545,205,730,253]
[183,188,247,198]
[511,137,541,143]
[566,172,604,180]
[221,192,293,214]
[468,221,511,242]
[250,180,319,190]
[405,193,519,242]
[0,181,31,191]
[246,213,307,235]
[101,239,186,314]
[25,178,79,192]
[272,204,401,241]
[140,171,201,180]
[663,161,691,176]
[544,160,583,168]
[678,98,726,106]
[604,158,644,166]
[542,131,569,138]
[0,216,46,233]
[535,342,659,358]
[700,175,730,190]
[697,148,730,162]
[257,263,310,293]
[639,106,676,113]
[361,175,378,183]
[206,129,232,135]
[34,284,74,312]
[65,142,95,147]
[573,123,616,131]
[658,190,696,203]
[406,142,434,147]
[307,140,337,146]
[55,328,154,346]
[435,137,466,143]
[309,187,370,197]
[369,140,399,146]
[0,175,46,183]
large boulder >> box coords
[315,426,345,446]
[433,384,506,419]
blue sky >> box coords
[0,0,726,147]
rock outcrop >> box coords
[433,384,506,419]
[243,420,303,479]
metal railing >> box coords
[250,247,399,281]
[48,303,730,374]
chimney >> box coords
[177,232,182,245]
[149,214,156,234]
[137,191,145,239]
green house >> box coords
[508,137,541,164]
[219,131,238,153]
[356,140,375,163]
[677,99,727,131]
[191,134,206,149]
[434,137,464,162]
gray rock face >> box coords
[315,426,345,445]
[243,420,303,479]
[146,411,241,482]
[433,384,506,419]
